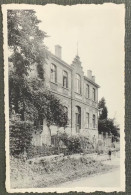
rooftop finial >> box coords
[77,41,79,56]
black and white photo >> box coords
[2,3,125,193]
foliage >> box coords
[8,10,68,129]
[98,98,120,137]
[98,118,120,137]
[32,88,68,128]
[8,10,48,79]
[9,74,39,121]
[62,135,82,154]
[98,97,108,120]
[10,117,33,156]
[58,133,94,154]
[27,145,54,159]
[8,9,47,120]
[8,10,69,156]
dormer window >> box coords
[76,74,81,94]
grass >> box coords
[10,155,114,188]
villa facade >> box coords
[31,45,100,146]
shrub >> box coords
[59,133,94,154]
[27,145,56,158]
[10,118,33,156]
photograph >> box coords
[2,3,125,193]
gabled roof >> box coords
[84,75,100,88]
[48,49,100,88]
[49,51,72,71]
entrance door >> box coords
[75,106,81,133]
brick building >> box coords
[31,45,100,146]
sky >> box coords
[34,4,125,129]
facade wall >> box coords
[44,52,99,140]
[31,47,100,145]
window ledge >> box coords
[75,92,82,96]
[62,86,69,90]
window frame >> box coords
[75,74,81,94]
[75,106,81,132]
[86,112,89,128]
[63,70,68,88]
[86,84,90,98]
[93,114,96,128]
[50,64,57,83]
[93,88,96,101]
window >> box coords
[93,88,96,101]
[63,71,68,88]
[86,112,89,128]
[50,64,57,83]
[75,106,81,133]
[93,114,96,128]
[76,74,81,94]
[86,84,90,98]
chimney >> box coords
[55,45,62,59]
[87,70,92,79]
[92,76,95,82]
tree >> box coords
[98,97,108,120]
[8,10,48,79]
[98,97,120,138]
[10,119,33,156]
[8,10,69,156]
[31,86,68,130]
[106,118,120,137]
[8,10,48,119]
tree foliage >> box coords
[98,97,108,120]
[10,118,33,156]
[8,10,68,156]
[8,9,47,119]
[58,133,94,154]
[31,86,68,128]
[8,10,48,79]
[98,97,120,137]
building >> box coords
[31,45,100,146]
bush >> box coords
[59,133,94,154]
[10,118,33,156]
[67,135,82,154]
[27,145,62,158]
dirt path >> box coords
[52,167,120,188]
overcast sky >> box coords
[34,4,125,129]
